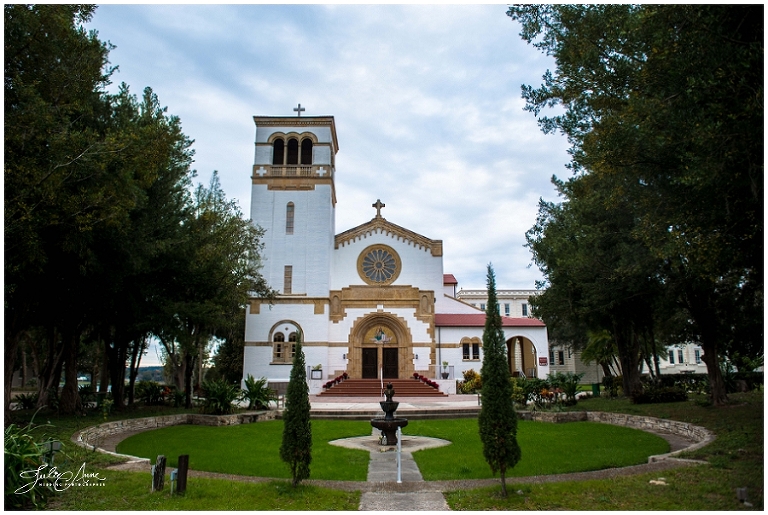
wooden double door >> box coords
[362,348,399,379]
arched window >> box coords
[273,332,285,361]
[461,337,481,361]
[286,138,299,165]
[300,138,313,164]
[286,202,294,235]
[272,139,285,165]
[288,332,298,342]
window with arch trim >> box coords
[272,139,284,165]
[461,337,481,361]
[286,202,294,234]
[301,138,312,164]
[271,136,314,165]
[272,332,296,363]
[286,138,299,164]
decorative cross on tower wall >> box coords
[293,103,305,116]
[372,199,385,218]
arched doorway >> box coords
[507,336,538,378]
[348,314,412,379]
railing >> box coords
[264,165,318,177]
[418,365,455,380]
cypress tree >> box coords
[279,332,312,486]
[478,264,521,497]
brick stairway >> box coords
[318,378,447,397]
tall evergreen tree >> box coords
[279,332,312,486]
[478,264,521,497]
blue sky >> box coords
[87,4,570,331]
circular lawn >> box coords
[116,418,669,481]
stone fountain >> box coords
[371,382,408,446]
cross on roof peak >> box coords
[293,103,305,117]
[372,199,385,218]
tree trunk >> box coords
[500,470,508,497]
[91,342,100,393]
[36,327,66,410]
[106,336,129,409]
[127,336,146,406]
[613,325,643,398]
[4,330,20,420]
[684,284,728,406]
[20,342,28,389]
[184,352,194,409]
[59,329,83,414]
[701,339,728,406]
[99,339,110,394]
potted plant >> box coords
[311,364,323,380]
[441,361,449,379]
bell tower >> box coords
[250,109,338,297]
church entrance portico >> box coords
[348,313,413,380]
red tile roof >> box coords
[435,313,545,327]
[443,274,458,285]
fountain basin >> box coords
[371,417,408,446]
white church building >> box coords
[242,113,550,393]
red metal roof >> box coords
[443,274,458,285]
[435,313,545,327]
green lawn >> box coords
[49,471,360,511]
[408,419,669,480]
[117,420,372,481]
[116,418,668,481]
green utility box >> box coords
[591,383,600,396]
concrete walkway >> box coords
[355,429,450,511]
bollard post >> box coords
[152,455,166,492]
[396,426,402,484]
[177,455,189,494]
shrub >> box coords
[458,369,482,393]
[201,379,240,415]
[13,392,38,411]
[4,420,55,509]
[242,374,275,410]
[170,387,185,408]
[549,371,584,405]
[509,377,526,407]
[78,384,95,406]
[520,377,549,408]
[602,375,622,398]
[135,380,166,406]
[632,384,688,404]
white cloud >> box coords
[89,4,570,289]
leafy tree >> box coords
[156,172,272,408]
[478,265,521,497]
[508,5,763,405]
[526,173,665,398]
[4,4,114,416]
[280,332,312,487]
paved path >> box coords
[347,429,450,511]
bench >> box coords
[267,382,288,408]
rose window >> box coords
[358,245,401,285]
